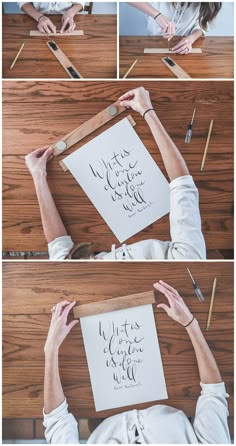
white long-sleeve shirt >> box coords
[147,2,205,36]
[43,382,231,444]
[48,175,206,260]
[17,2,85,14]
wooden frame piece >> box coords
[161,56,191,79]
[30,30,84,36]
[59,115,136,171]
[144,48,202,54]
[46,40,82,79]
[53,101,127,157]
[73,290,155,318]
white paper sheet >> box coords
[63,118,170,243]
[80,304,168,411]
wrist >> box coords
[32,171,47,185]
[37,14,45,23]
[185,317,198,330]
[142,108,155,119]
[44,342,59,357]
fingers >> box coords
[120,100,132,108]
[42,146,54,160]
[158,280,180,297]
[53,300,71,319]
[25,146,50,160]
[119,90,136,101]
[67,319,79,332]
[61,301,77,321]
[48,21,56,33]
[61,18,69,33]
[157,303,170,315]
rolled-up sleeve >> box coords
[17,2,29,9]
[48,236,74,260]
[193,382,231,444]
[43,399,80,444]
[168,175,206,259]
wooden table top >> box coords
[119,37,234,79]
[3,14,117,79]
[3,81,233,256]
[3,261,233,422]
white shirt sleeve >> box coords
[43,399,80,444]
[193,382,231,444]
[17,2,28,9]
[168,175,206,259]
[17,2,85,12]
[48,236,74,260]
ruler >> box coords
[162,56,191,79]
[46,40,82,78]
[60,115,136,172]
[144,48,202,54]
[30,30,84,36]
[53,101,127,156]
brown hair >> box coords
[66,242,95,259]
[172,3,222,30]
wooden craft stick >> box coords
[10,42,25,69]
[206,278,217,331]
[144,48,202,54]
[53,101,126,156]
[73,291,155,318]
[46,40,82,79]
[59,115,136,171]
[123,58,138,79]
[161,56,191,79]
[30,30,84,36]
[200,119,214,171]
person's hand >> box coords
[37,15,56,34]
[25,146,54,180]
[155,14,175,39]
[119,87,153,116]
[154,280,193,326]
[61,11,76,33]
[45,301,79,353]
[172,36,193,54]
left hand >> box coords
[172,36,193,55]
[45,301,79,353]
[61,12,76,33]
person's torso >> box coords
[32,2,75,14]
[147,2,201,36]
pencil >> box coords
[10,42,25,70]
[123,58,138,79]
[206,277,217,331]
[200,119,214,171]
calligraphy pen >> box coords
[187,268,205,302]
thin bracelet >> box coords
[184,315,195,328]
[143,108,154,119]
[153,12,161,20]
[38,15,45,22]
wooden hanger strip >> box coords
[144,48,202,54]
[46,40,82,79]
[73,290,155,318]
[59,115,136,171]
[161,56,191,79]
[52,101,127,157]
[30,30,84,36]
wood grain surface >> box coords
[3,261,233,425]
[3,14,117,79]
[119,37,234,79]
[2,81,233,255]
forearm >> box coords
[21,3,43,21]
[33,175,68,243]
[189,29,203,44]
[127,2,159,18]
[68,3,84,15]
[145,110,189,181]
[186,319,222,384]
[44,347,65,414]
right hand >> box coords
[25,146,54,180]
[154,280,193,326]
[37,15,57,34]
[155,14,175,40]
[45,301,79,354]
[119,87,153,116]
